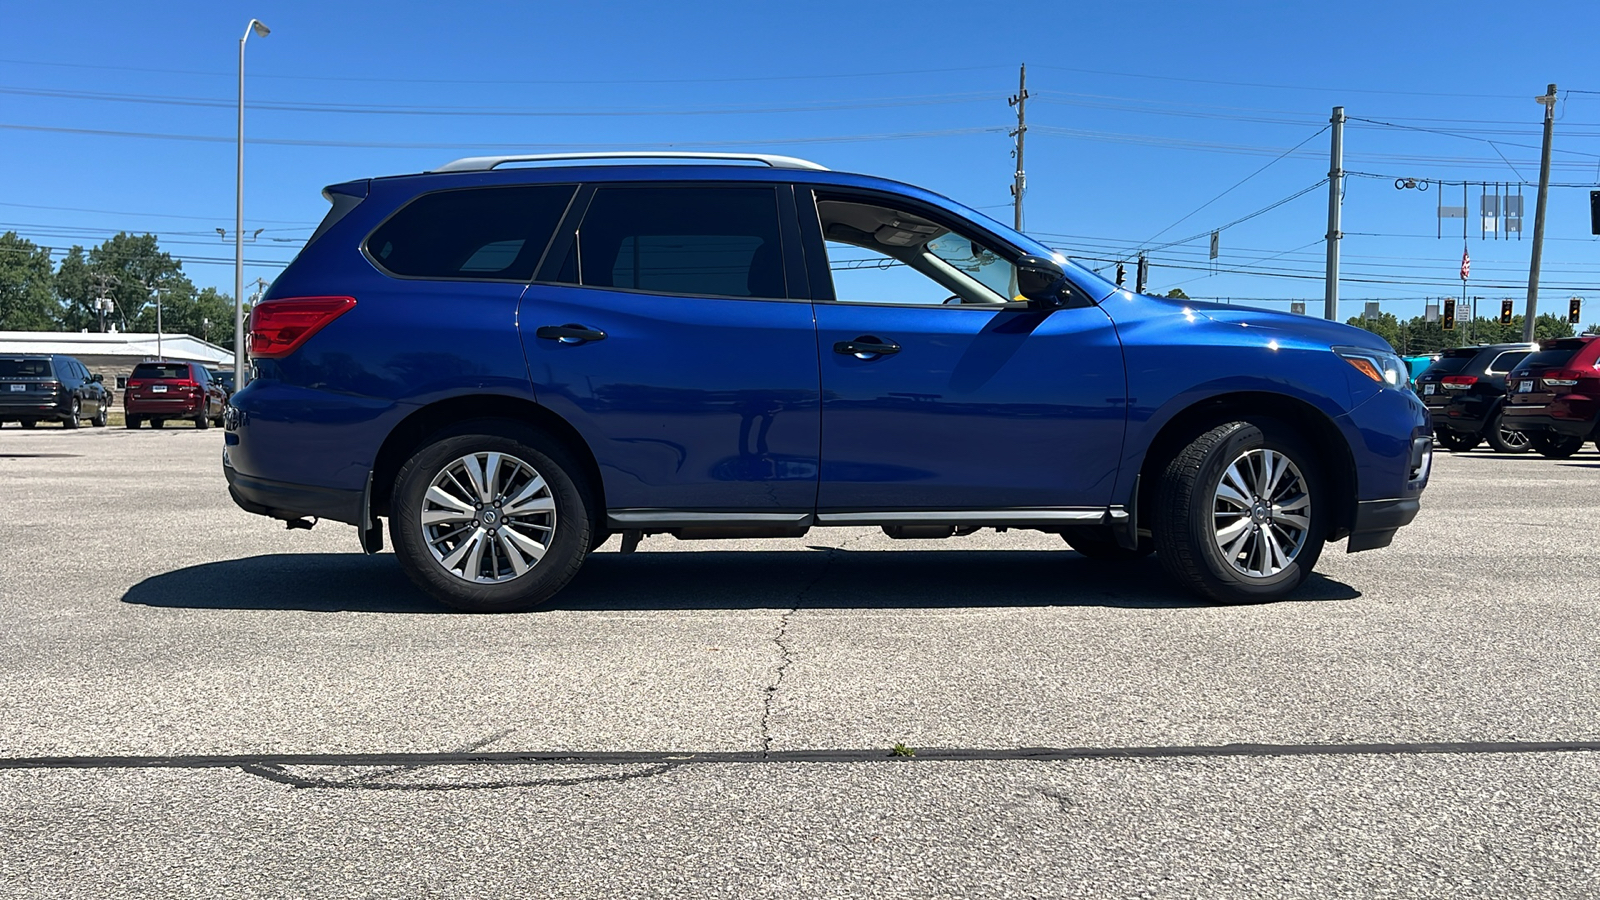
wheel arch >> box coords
[1133,391,1359,542]
[368,395,605,523]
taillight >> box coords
[1441,375,1477,390]
[41,380,59,390]
[249,296,357,359]
[1543,370,1581,387]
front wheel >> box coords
[1530,431,1584,459]
[1153,419,1326,605]
[389,425,594,612]
[1484,409,1530,453]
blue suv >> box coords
[226,152,1432,611]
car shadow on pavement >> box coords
[120,549,1360,614]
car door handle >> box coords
[535,324,607,344]
[833,336,901,358]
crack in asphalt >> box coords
[236,761,675,791]
[760,534,868,758]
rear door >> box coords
[518,182,820,514]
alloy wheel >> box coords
[1210,448,1311,579]
[1498,423,1530,451]
[421,451,557,584]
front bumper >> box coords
[1345,433,1430,553]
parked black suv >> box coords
[1414,343,1535,452]
[0,354,113,428]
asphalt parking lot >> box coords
[3,425,1599,898]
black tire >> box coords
[389,423,594,612]
[19,419,36,429]
[1529,431,1584,459]
[1434,430,1479,452]
[1484,408,1530,453]
[151,419,165,429]
[126,416,141,429]
[1060,526,1153,560]
[1153,419,1327,605]
[62,399,81,429]
[91,402,108,427]
[194,408,210,429]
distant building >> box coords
[0,331,234,386]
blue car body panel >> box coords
[227,161,1428,545]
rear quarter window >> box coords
[1484,351,1530,374]
[365,184,576,281]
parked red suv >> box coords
[124,361,226,429]
[1502,335,1600,457]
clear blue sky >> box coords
[3,0,1598,323]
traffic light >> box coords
[1135,255,1149,293]
[1500,299,1514,325]
[1591,191,1600,235]
[1572,297,1583,325]
[1115,262,1126,287]
[1443,298,1456,331]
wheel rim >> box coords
[1499,423,1529,450]
[421,451,557,584]
[1210,448,1310,579]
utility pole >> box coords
[1323,106,1345,321]
[1524,84,1557,342]
[1009,64,1028,232]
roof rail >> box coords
[429,151,829,173]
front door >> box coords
[804,191,1126,512]
[520,183,820,513]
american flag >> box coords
[1460,247,1471,281]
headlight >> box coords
[1335,346,1407,388]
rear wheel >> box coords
[1484,409,1529,453]
[1060,527,1153,560]
[1153,419,1326,605]
[1529,431,1584,459]
[151,418,165,429]
[19,419,36,429]
[390,424,594,612]
[62,399,81,429]
[126,416,142,429]
[1434,430,1479,452]
[91,402,108,427]
[194,407,210,429]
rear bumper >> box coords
[0,399,66,418]
[126,399,204,416]
[225,462,364,526]
[1502,399,1598,438]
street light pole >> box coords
[236,18,270,389]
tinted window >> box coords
[131,363,191,380]
[571,186,786,298]
[0,358,51,377]
[1485,351,1529,373]
[1419,356,1471,377]
[1521,347,1581,369]
[366,185,575,281]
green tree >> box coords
[54,233,202,336]
[1164,288,1190,300]
[0,231,61,331]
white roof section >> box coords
[431,151,829,173]
[0,331,234,366]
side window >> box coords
[366,184,576,281]
[816,197,1021,306]
[566,186,786,299]
[1486,351,1529,374]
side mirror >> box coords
[92,373,103,383]
[1015,255,1069,308]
